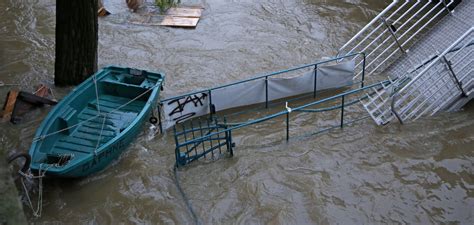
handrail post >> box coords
[340,95,345,128]
[381,17,406,54]
[442,56,467,97]
[361,53,366,88]
[391,92,404,125]
[157,103,163,133]
[173,126,182,167]
[286,112,290,141]
[313,65,318,98]
[208,90,213,119]
[265,76,269,108]
[441,0,453,14]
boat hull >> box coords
[28,66,164,178]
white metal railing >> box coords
[393,26,474,122]
[338,0,455,81]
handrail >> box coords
[176,80,390,147]
[160,52,365,102]
[337,0,399,56]
[337,0,456,79]
[397,27,474,94]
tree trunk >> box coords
[55,0,98,86]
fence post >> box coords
[157,103,163,133]
[208,90,213,119]
[265,76,269,108]
[340,95,345,128]
[313,65,318,98]
[173,126,181,167]
[286,112,290,141]
[361,53,366,88]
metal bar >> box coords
[340,96,345,128]
[296,98,362,113]
[223,117,230,152]
[441,0,452,14]
[286,112,290,141]
[313,65,318,98]
[181,123,190,157]
[157,103,163,133]
[208,90,213,119]
[173,126,182,166]
[381,17,406,53]
[186,142,229,163]
[229,129,234,156]
[198,120,206,157]
[361,53,366,88]
[442,56,467,97]
[207,119,214,158]
[215,118,222,154]
[391,93,404,124]
[184,137,228,155]
[265,76,269,108]
[190,120,197,156]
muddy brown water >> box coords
[1,0,473,224]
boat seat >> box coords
[59,106,77,134]
[100,78,146,89]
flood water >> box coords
[1,0,473,224]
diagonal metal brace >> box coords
[441,0,453,15]
[390,92,404,125]
[381,17,407,54]
[442,56,467,97]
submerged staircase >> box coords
[338,0,473,124]
[362,27,474,124]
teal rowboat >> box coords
[28,66,164,178]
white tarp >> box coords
[162,60,355,129]
[213,79,266,111]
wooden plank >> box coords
[34,84,49,97]
[1,90,19,120]
[166,7,203,18]
[159,16,200,27]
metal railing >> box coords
[173,80,391,166]
[338,0,455,80]
[391,26,474,122]
[157,52,367,131]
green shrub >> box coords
[155,0,181,13]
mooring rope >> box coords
[19,163,52,218]
[93,74,101,114]
[173,165,200,225]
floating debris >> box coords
[1,84,57,123]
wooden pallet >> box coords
[129,7,203,28]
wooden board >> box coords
[1,90,19,121]
[159,16,200,27]
[127,7,203,28]
[166,7,203,18]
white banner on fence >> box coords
[162,60,354,129]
